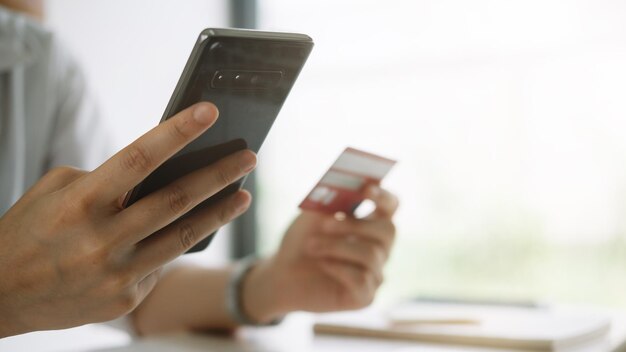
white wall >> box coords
[255,0,626,305]
[46,0,229,148]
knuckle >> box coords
[356,277,377,307]
[388,195,400,215]
[391,194,400,208]
[114,289,141,315]
[388,222,397,238]
[99,309,124,323]
[122,144,154,174]
[64,191,94,214]
[169,118,192,141]
[166,185,192,214]
[365,246,379,263]
[102,271,137,297]
[46,166,78,181]
[348,291,368,309]
[377,274,385,287]
[217,204,234,224]
[356,271,369,288]
[213,166,234,187]
[337,284,355,305]
[50,191,97,229]
[375,220,396,245]
[362,291,376,307]
[178,223,198,250]
[375,246,388,264]
[385,223,397,246]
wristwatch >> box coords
[226,256,284,326]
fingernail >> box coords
[193,103,215,124]
[240,151,257,172]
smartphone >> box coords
[123,28,313,253]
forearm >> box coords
[131,260,288,335]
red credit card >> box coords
[299,147,396,215]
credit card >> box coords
[299,147,396,215]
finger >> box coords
[78,102,219,205]
[322,217,396,253]
[308,238,385,283]
[130,190,251,276]
[114,149,256,245]
[364,185,399,219]
[318,260,379,307]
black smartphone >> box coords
[123,28,313,253]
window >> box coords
[256,0,626,306]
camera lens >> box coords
[212,70,282,90]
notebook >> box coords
[314,303,611,351]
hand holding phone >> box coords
[0,103,255,337]
[124,28,313,252]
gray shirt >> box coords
[0,8,186,335]
[0,6,110,214]
[0,6,136,334]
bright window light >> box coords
[256,0,626,306]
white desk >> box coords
[2,313,625,352]
[90,313,626,352]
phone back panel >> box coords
[124,29,313,253]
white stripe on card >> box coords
[319,170,364,190]
[308,186,337,205]
[332,150,395,179]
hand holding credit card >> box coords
[299,147,396,215]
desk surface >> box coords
[91,313,626,352]
[1,312,625,352]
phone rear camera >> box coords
[211,70,283,90]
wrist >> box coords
[241,257,290,324]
